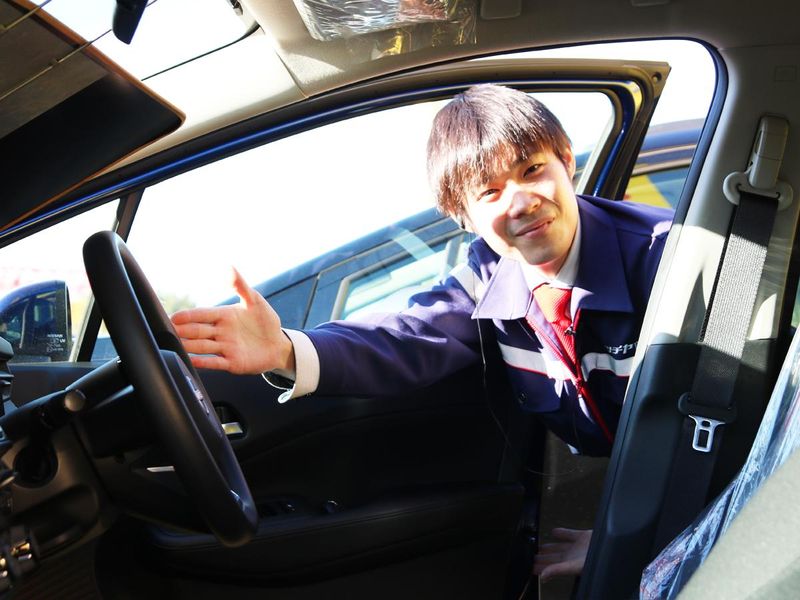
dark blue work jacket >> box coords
[306,196,673,456]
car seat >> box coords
[640,325,800,598]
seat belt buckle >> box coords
[678,393,737,454]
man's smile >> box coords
[463,147,579,276]
[515,216,555,238]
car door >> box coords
[1,58,669,599]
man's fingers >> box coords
[188,354,231,371]
[171,307,224,325]
[180,339,224,356]
[173,322,217,340]
[550,527,585,541]
[533,528,593,582]
[537,542,571,552]
[533,554,563,573]
[539,560,583,583]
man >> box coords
[171,84,673,579]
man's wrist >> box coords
[264,329,320,403]
[276,331,296,373]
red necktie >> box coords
[532,284,615,445]
[533,284,577,374]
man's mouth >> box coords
[516,217,553,237]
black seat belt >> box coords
[652,115,791,552]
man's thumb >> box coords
[539,561,578,583]
[231,267,256,307]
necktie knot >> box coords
[532,284,577,373]
[533,284,572,326]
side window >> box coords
[126,91,614,324]
[622,119,701,208]
[624,166,691,208]
[528,43,713,210]
[0,201,119,363]
[337,232,472,322]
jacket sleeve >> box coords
[304,251,488,397]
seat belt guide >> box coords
[678,392,736,454]
[688,415,724,453]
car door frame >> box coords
[1,57,672,598]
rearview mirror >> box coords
[0,281,72,362]
[113,0,148,44]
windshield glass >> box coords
[34,0,251,79]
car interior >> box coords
[1,0,800,598]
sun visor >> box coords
[0,0,184,230]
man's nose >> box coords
[505,183,540,218]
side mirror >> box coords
[0,281,72,362]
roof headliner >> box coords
[253,0,800,96]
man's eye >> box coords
[477,189,499,202]
[524,163,543,177]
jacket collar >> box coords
[472,196,635,320]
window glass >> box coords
[624,166,691,208]
[126,91,613,314]
[37,0,250,80]
[622,117,702,208]
[0,202,119,363]
[509,41,713,211]
[519,41,715,129]
[339,233,472,321]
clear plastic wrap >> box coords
[292,0,476,59]
[640,327,800,598]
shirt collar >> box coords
[473,196,634,320]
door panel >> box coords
[149,349,524,594]
[148,484,523,585]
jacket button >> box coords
[517,392,527,405]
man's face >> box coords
[463,147,579,278]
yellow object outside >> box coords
[625,174,672,208]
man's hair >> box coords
[426,84,572,219]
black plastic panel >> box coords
[581,340,775,599]
[9,363,95,407]
[147,484,522,584]
[202,359,512,508]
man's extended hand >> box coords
[533,528,592,583]
[170,268,294,375]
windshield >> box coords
[34,0,251,79]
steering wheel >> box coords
[83,231,257,547]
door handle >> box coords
[222,422,244,437]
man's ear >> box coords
[452,213,474,232]
[563,147,577,179]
